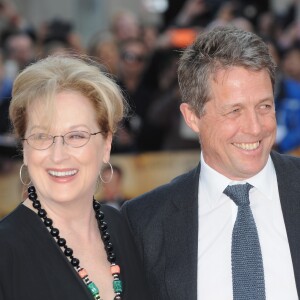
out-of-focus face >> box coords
[181,66,276,180]
[119,42,147,77]
[8,35,34,67]
[23,90,112,205]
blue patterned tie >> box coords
[224,183,266,300]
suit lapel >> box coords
[272,151,300,297]
[164,165,200,300]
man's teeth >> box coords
[48,170,77,177]
[233,142,260,150]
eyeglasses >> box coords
[121,51,147,63]
[22,131,103,150]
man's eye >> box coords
[260,104,271,109]
[229,108,240,114]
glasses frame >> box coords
[21,131,103,150]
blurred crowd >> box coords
[1,0,300,156]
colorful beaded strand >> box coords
[27,185,122,300]
[93,199,122,299]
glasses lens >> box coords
[28,133,53,150]
[64,131,90,148]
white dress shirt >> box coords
[197,154,298,299]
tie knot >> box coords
[223,183,253,206]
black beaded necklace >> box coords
[27,185,122,300]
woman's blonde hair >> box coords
[9,54,125,139]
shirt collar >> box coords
[246,156,275,200]
[200,153,275,207]
[200,153,232,207]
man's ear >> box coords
[180,103,201,133]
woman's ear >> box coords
[103,133,112,163]
[23,146,28,166]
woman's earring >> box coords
[19,163,32,186]
[99,161,113,183]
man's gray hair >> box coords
[178,26,276,116]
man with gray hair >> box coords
[122,26,300,299]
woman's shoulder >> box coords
[0,205,32,268]
[99,203,136,244]
[99,203,122,220]
[0,205,26,235]
[0,204,43,249]
[99,203,126,230]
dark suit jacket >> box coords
[121,151,300,300]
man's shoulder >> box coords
[122,165,199,213]
[271,151,300,170]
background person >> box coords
[0,55,150,300]
[99,164,127,210]
[122,26,300,299]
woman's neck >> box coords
[23,194,98,239]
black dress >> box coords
[0,204,150,300]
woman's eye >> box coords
[68,132,87,139]
[35,133,51,140]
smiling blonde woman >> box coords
[0,55,150,300]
